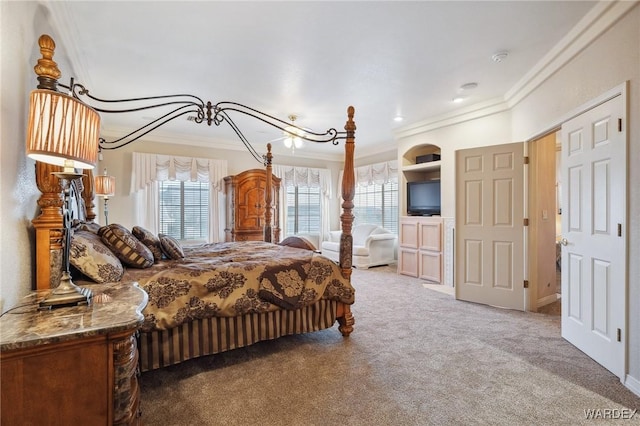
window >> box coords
[159,180,209,242]
[353,180,398,233]
[285,185,321,235]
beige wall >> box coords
[1,3,55,313]
[355,149,396,168]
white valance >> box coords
[272,165,332,197]
[355,160,398,186]
[131,152,228,193]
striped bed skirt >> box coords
[138,299,340,372]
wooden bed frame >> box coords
[30,34,356,371]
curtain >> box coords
[272,165,332,241]
[354,159,398,186]
[338,159,399,192]
[131,152,228,242]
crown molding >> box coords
[394,0,636,140]
[394,97,510,140]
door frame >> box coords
[526,133,561,313]
[525,81,628,379]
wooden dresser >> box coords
[224,169,281,242]
[0,282,148,425]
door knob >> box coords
[560,238,569,246]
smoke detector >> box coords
[491,51,509,62]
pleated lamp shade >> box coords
[26,89,101,169]
[95,173,116,197]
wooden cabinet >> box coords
[0,282,147,425]
[224,169,281,242]
[398,216,443,283]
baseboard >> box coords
[537,293,560,308]
[624,374,640,397]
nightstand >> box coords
[1,281,148,425]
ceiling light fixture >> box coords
[283,114,304,152]
[452,96,467,103]
[394,116,404,122]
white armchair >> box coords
[321,224,397,269]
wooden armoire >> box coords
[224,169,281,242]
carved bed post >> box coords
[339,106,356,279]
[264,143,273,243]
[337,106,356,336]
[32,162,64,290]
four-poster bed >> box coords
[28,35,357,372]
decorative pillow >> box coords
[71,220,101,234]
[158,234,185,259]
[70,230,124,283]
[99,223,154,268]
[132,226,163,261]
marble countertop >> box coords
[1,281,148,352]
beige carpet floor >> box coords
[140,265,639,425]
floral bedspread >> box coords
[119,241,355,332]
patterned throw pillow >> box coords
[158,234,185,259]
[132,226,163,261]
[71,220,102,234]
[99,223,154,268]
[70,230,124,283]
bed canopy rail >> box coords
[28,34,355,293]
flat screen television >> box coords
[407,180,441,216]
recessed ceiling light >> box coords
[394,116,404,122]
[452,96,467,103]
[459,82,478,91]
[492,51,509,62]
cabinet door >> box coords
[398,248,419,277]
[399,219,419,249]
[236,175,266,232]
[419,221,442,251]
[419,251,442,283]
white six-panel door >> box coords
[560,94,626,379]
[455,142,526,310]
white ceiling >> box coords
[47,1,597,161]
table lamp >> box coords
[26,35,101,308]
[95,169,116,225]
